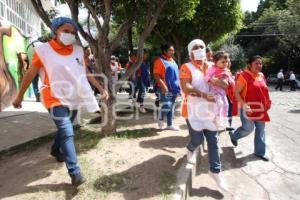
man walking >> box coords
[289,71,296,91]
[275,69,284,91]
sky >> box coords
[240,0,260,12]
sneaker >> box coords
[139,106,146,113]
[71,173,86,187]
[254,154,269,162]
[50,149,64,162]
[209,171,229,192]
[158,120,164,129]
[187,149,197,164]
[230,138,238,147]
[166,125,179,131]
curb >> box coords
[173,145,203,200]
[0,124,81,158]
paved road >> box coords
[190,89,300,200]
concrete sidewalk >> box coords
[1,90,300,200]
[189,90,300,200]
[0,99,56,152]
[0,93,159,153]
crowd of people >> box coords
[12,17,273,193]
[275,69,297,91]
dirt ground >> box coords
[0,108,189,200]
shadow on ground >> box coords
[190,186,224,199]
[289,109,300,114]
[93,155,183,200]
[190,146,260,199]
[0,124,164,199]
[139,135,189,153]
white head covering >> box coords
[187,39,206,59]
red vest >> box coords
[238,71,271,122]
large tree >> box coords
[148,0,243,65]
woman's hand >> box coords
[243,103,253,114]
[210,76,229,89]
[205,92,216,102]
[99,88,109,101]
[12,95,23,109]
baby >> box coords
[204,51,235,128]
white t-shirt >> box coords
[290,74,296,81]
[277,72,284,79]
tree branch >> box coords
[82,0,103,33]
[119,0,167,83]
[109,16,135,53]
[102,0,112,39]
[66,0,95,44]
[30,0,52,28]
[87,11,94,40]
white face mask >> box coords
[59,32,76,45]
[192,48,206,60]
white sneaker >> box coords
[166,125,179,131]
[209,171,229,192]
[139,106,146,113]
[158,120,164,129]
[187,149,197,164]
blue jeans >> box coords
[136,77,145,104]
[231,109,266,156]
[32,75,40,101]
[49,106,80,176]
[158,89,176,126]
[186,120,221,173]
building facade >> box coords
[0,0,42,36]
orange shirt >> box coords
[236,69,264,99]
[179,61,206,118]
[32,39,74,109]
[153,54,173,87]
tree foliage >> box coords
[147,0,243,65]
[236,0,300,74]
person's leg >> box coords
[186,120,205,151]
[230,109,255,144]
[158,89,166,121]
[166,95,176,126]
[275,79,279,90]
[49,106,80,176]
[204,130,221,173]
[292,80,296,91]
[136,78,145,105]
[279,79,283,91]
[205,129,229,191]
[254,121,266,156]
[128,80,133,99]
[32,75,40,102]
[227,96,233,130]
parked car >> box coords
[267,74,277,84]
[295,78,300,88]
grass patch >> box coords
[113,128,158,139]
[75,129,104,153]
[159,171,176,199]
[93,173,135,193]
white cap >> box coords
[187,39,206,59]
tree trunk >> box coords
[127,27,133,52]
[100,96,116,135]
[93,48,118,135]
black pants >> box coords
[275,79,283,91]
[290,80,296,91]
